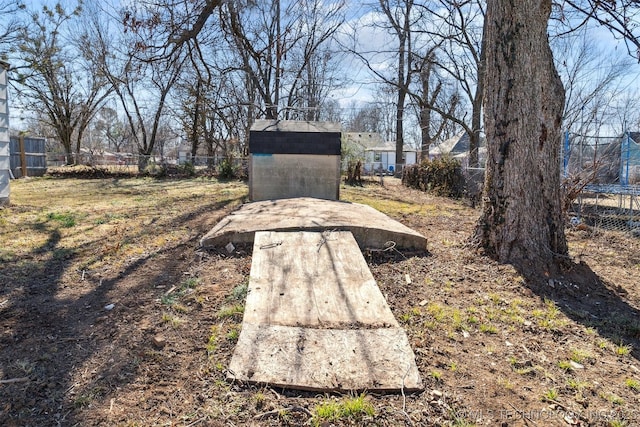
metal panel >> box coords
[249,131,341,155]
[0,170,8,198]
[0,64,7,205]
[250,154,340,201]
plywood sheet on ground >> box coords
[227,230,423,392]
[200,197,426,251]
[228,323,423,392]
[244,231,398,328]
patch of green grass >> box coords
[570,349,591,363]
[161,294,177,306]
[161,277,200,307]
[624,378,640,391]
[532,309,545,318]
[607,394,625,405]
[172,303,189,313]
[312,394,375,426]
[615,343,632,356]
[610,420,629,427]
[450,308,466,331]
[229,282,248,301]
[47,211,77,227]
[531,298,568,331]
[426,302,445,322]
[253,391,267,409]
[542,388,558,401]
[488,293,502,305]
[625,378,640,391]
[544,297,559,315]
[226,327,240,341]
[216,304,244,319]
[537,317,559,329]
[450,410,476,427]
[161,313,182,327]
[567,378,589,390]
[206,326,219,357]
[183,277,199,289]
[479,323,497,334]
[558,360,573,371]
[514,366,536,376]
[430,370,443,381]
[73,393,93,408]
[400,306,425,324]
[499,377,514,390]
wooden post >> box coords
[19,134,27,178]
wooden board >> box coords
[244,231,398,328]
[228,323,423,392]
[227,231,423,393]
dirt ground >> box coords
[1,173,640,426]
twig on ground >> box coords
[253,405,312,420]
[259,241,283,250]
[185,417,207,427]
[508,402,538,426]
[317,229,338,252]
[0,377,30,384]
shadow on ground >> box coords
[0,196,242,426]
[525,262,640,361]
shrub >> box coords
[143,162,167,178]
[402,156,465,198]
[218,157,237,180]
[178,161,196,177]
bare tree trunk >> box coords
[469,18,486,169]
[379,0,413,176]
[473,0,567,275]
[190,80,202,164]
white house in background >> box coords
[342,132,418,174]
[364,142,418,174]
[342,132,384,160]
[0,61,10,206]
[431,131,486,167]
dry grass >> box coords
[1,175,639,426]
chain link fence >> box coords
[47,152,248,177]
[563,132,640,236]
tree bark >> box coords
[473,0,568,276]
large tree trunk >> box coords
[473,0,567,275]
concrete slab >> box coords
[200,197,427,251]
[227,231,423,392]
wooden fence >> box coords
[10,136,47,177]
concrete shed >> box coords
[0,61,9,207]
[249,120,342,201]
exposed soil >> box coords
[1,176,639,426]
